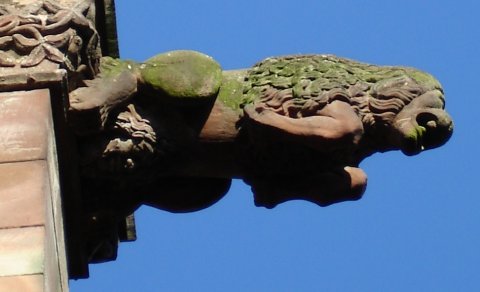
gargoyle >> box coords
[69,50,453,213]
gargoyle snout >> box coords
[415,109,453,149]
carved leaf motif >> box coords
[116,105,157,143]
[0,15,18,33]
[44,29,73,48]
[0,36,12,48]
[43,43,65,63]
[0,50,16,66]
[20,45,45,67]
[45,10,71,32]
[0,0,100,79]
[18,15,42,26]
[43,0,62,14]
[70,12,91,28]
[12,33,40,51]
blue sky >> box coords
[71,1,478,291]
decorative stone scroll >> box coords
[0,0,101,87]
[69,50,453,216]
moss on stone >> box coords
[406,69,442,91]
[217,70,247,111]
[243,55,444,108]
[140,50,222,99]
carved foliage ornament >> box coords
[0,0,101,79]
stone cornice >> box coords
[0,0,118,90]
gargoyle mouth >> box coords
[389,89,453,156]
[400,109,453,156]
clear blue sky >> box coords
[71,1,477,291]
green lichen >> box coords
[402,125,427,155]
[406,125,426,140]
[140,50,222,99]
[98,52,443,117]
[217,70,248,111]
[405,69,442,92]
[242,55,443,107]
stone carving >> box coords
[240,55,453,207]
[69,50,453,215]
[0,0,101,84]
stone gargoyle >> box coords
[68,50,453,214]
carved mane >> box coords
[243,55,435,131]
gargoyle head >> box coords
[368,71,453,156]
[240,55,454,208]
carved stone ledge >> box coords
[0,68,66,90]
[0,0,125,280]
[0,0,103,89]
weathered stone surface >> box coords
[63,51,454,269]
[0,70,66,92]
[0,89,51,163]
[69,52,453,209]
[0,226,44,277]
[46,128,69,291]
[0,274,43,292]
[45,202,63,292]
[0,0,102,89]
[141,50,223,99]
[65,51,453,269]
[0,161,48,229]
[0,0,118,284]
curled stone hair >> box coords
[244,55,430,131]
